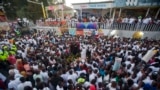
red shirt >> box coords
[0,80,6,89]
[8,55,16,65]
[89,84,96,90]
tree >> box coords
[3,0,49,21]
[3,0,28,20]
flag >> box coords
[69,28,76,35]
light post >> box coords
[27,0,47,19]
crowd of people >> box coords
[35,15,160,30]
[0,29,160,90]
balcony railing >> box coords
[36,21,160,31]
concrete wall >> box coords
[32,26,160,40]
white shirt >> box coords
[83,81,90,88]
[17,81,32,90]
[32,65,38,70]
[33,74,43,82]
[76,70,86,77]
[67,73,77,84]
[0,73,6,82]
[129,18,135,24]
[56,85,64,90]
[8,78,21,90]
[61,73,68,82]
[137,71,143,80]
[97,76,103,83]
[143,76,153,85]
[143,18,151,24]
[149,66,160,72]
[89,73,96,82]
[40,71,49,83]
[107,83,116,90]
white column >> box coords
[155,8,160,19]
[81,9,82,20]
[112,8,116,21]
[110,8,112,18]
[61,4,64,20]
[118,8,122,17]
[146,8,150,17]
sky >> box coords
[65,0,113,7]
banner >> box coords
[55,27,62,36]
[47,6,54,10]
[98,29,104,36]
[0,22,10,31]
[101,29,110,36]
[83,29,92,36]
[142,49,157,63]
[73,3,113,9]
[76,29,84,35]
[76,23,97,29]
[69,28,76,35]
[112,57,122,71]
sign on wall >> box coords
[115,0,160,7]
[72,0,160,9]
[73,3,113,9]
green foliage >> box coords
[3,0,49,20]
[16,6,28,18]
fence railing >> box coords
[36,21,160,31]
[107,23,160,31]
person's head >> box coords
[20,77,26,83]
[42,67,46,72]
[9,70,15,76]
[127,64,131,69]
[93,69,98,74]
[68,79,73,84]
[24,86,33,90]
[34,69,40,75]
[127,79,134,87]
[75,84,83,90]
[35,78,41,83]
[131,73,137,79]
[111,81,117,88]
[91,79,96,85]
[69,70,73,75]
[98,82,102,88]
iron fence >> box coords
[36,21,160,31]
